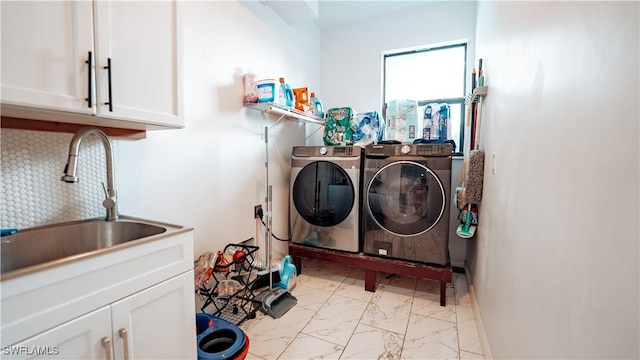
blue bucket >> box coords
[196,313,214,336]
[195,314,246,360]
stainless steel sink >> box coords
[1,218,169,275]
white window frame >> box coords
[382,42,468,154]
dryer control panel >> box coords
[333,147,354,156]
[415,144,451,156]
[292,146,360,158]
[365,144,452,157]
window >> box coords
[382,43,467,154]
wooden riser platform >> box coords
[288,243,452,306]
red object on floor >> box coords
[234,334,250,360]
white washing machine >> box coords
[362,143,452,265]
[289,146,361,253]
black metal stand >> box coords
[197,244,260,325]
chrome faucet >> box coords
[61,127,118,221]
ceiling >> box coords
[313,1,436,28]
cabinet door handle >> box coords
[101,337,112,360]
[85,51,93,108]
[119,328,130,360]
[104,58,113,112]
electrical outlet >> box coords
[492,152,497,175]
[254,204,262,219]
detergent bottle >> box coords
[278,77,295,108]
[242,73,258,104]
[274,255,297,292]
[309,92,324,118]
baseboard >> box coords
[464,265,493,360]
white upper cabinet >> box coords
[1,1,95,114]
[0,0,183,129]
[93,1,183,127]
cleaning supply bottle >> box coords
[243,73,258,104]
[309,92,324,118]
[293,87,309,112]
[278,77,294,108]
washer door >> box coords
[367,161,445,236]
[292,161,355,227]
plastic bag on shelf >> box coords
[323,107,355,146]
[217,279,243,298]
[352,110,384,147]
[194,252,216,288]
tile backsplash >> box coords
[1,129,109,229]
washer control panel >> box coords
[416,145,446,156]
[364,144,452,157]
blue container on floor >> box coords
[196,313,246,360]
[273,255,297,292]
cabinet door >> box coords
[7,306,112,360]
[110,271,196,360]
[93,0,183,127]
[0,1,95,114]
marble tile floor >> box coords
[240,259,484,360]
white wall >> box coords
[321,1,477,113]
[469,2,639,358]
[320,1,477,267]
[115,0,321,261]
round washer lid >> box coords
[292,160,355,227]
[366,161,445,237]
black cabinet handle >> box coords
[85,51,92,108]
[104,58,113,112]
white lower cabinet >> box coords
[7,306,112,360]
[111,271,196,360]
[1,222,196,358]
[6,272,196,360]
